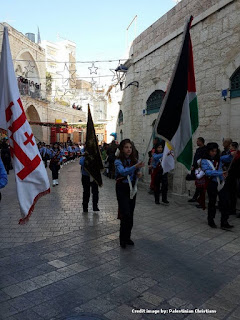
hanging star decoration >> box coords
[110,60,125,83]
[56,63,77,88]
[62,87,77,99]
[90,77,97,88]
[109,68,118,82]
[88,62,98,75]
[24,60,35,77]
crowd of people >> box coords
[37,140,84,186]
[1,134,240,248]
[17,76,41,99]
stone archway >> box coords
[15,50,40,83]
[26,105,43,142]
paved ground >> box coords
[1,161,240,320]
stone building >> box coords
[116,0,240,194]
[40,39,77,100]
[0,23,86,143]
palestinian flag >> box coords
[84,104,104,186]
[155,16,198,171]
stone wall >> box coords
[1,23,47,93]
[116,0,240,194]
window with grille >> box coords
[118,110,123,125]
[146,90,165,114]
[230,68,240,98]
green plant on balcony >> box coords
[46,72,52,94]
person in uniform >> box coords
[80,154,99,213]
[114,139,144,248]
[49,143,61,187]
[152,143,169,205]
[201,142,233,229]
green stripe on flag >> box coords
[177,137,193,170]
[190,96,198,134]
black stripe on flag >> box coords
[156,21,191,141]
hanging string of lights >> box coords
[13,58,128,64]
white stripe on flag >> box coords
[162,142,175,174]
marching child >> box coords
[201,142,233,229]
[80,154,99,213]
[152,144,169,205]
[49,143,61,186]
[115,139,144,248]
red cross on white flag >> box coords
[0,27,50,224]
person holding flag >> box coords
[0,26,50,224]
[80,105,103,213]
[154,16,198,177]
[152,143,169,205]
[115,139,144,249]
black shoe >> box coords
[229,211,236,216]
[126,239,134,245]
[120,241,126,248]
[161,200,169,206]
[196,204,202,209]
[188,198,197,203]
[155,200,160,205]
[93,207,100,211]
[83,208,88,213]
[221,223,234,229]
[208,221,217,228]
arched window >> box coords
[230,67,240,98]
[118,110,123,126]
[146,90,165,115]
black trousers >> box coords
[154,171,168,202]
[116,183,136,243]
[226,179,238,214]
[192,187,201,200]
[81,175,99,209]
[2,160,10,174]
[207,180,229,225]
[51,163,60,180]
[42,156,48,168]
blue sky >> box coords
[1,0,176,61]
[1,0,178,85]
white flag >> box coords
[0,27,50,224]
[162,142,175,174]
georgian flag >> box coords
[0,27,50,224]
[155,16,198,172]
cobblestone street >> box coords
[1,161,240,320]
